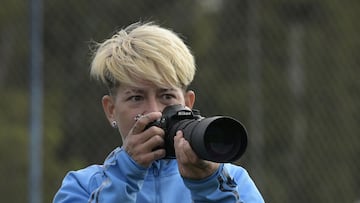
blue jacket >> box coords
[53,147,264,203]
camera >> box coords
[146,104,248,163]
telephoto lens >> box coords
[146,104,248,163]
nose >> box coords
[145,97,163,113]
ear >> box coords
[184,90,195,109]
[102,95,116,123]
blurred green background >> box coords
[1,0,359,202]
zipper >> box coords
[153,162,161,203]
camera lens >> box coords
[181,116,248,162]
[150,104,248,162]
[205,126,234,155]
[203,117,247,162]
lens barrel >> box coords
[146,104,248,163]
[169,116,248,163]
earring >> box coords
[111,121,117,128]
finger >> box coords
[174,131,188,162]
[174,130,184,143]
[174,130,198,163]
[125,134,166,167]
[142,134,165,151]
[130,112,162,135]
[140,148,166,166]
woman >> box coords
[53,21,264,203]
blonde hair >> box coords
[90,22,196,91]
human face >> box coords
[102,83,195,141]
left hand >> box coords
[174,130,220,180]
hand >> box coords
[174,131,220,180]
[123,112,166,167]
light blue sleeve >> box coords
[88,147,148,202]
[53,165,102,203]
[53,147,148,203]
[183,163,264,203]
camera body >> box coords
[147,104,201,158]
[147,104,200,130]
[146,104,248,163]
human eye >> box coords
[162,94,176,100]
[127,95,143,102]
[160,93,177,105]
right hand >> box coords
[123,112,166,167]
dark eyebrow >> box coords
[123,88,145,95]
[122,87,176,96]
[158,88,175,93]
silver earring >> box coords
[111,121,117,128]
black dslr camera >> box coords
[146,104,248,163]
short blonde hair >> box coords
[90,22,196,91]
